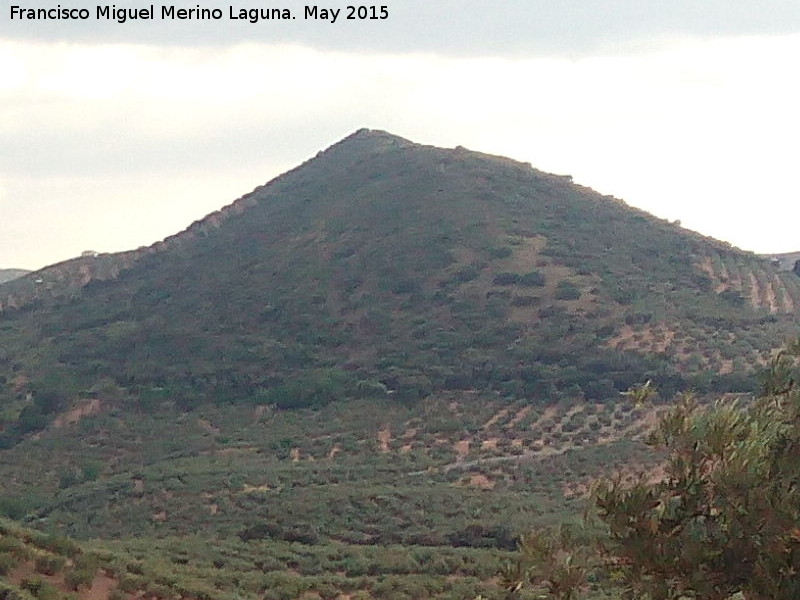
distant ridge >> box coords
[764,251,800,272]
[0,268,29,284]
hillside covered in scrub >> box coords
[2,129,800,599]
[0,129,797,436]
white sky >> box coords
[2,2,800,269]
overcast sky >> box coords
[2,1,800,270]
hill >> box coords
[0,129,796,422]
[0,129,798,599]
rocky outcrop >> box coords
[0,250,141,311]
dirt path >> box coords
[717,257,730,291]
[780,276,795,313]
[454,439,470,460]
[84,573,117,600]
[698,256,726,293]
[528,405,559,430]
[507,405,532,428]
[727,261,744,293]
[54,398,102,428]
[407,444,570,476]
[377,427,391,452]
[747,272,762,310]
[481,408,509,430]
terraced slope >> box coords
[2,392,669,600]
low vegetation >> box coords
[506,345,800,600]
[0,130,796,447]
[1,130,799,598]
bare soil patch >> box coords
[481,409,508,430]
[454,440,470,460]
[54,398,102,428]
[507,405,532,428]
[377,427,391,453]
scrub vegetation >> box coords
[0,130,798,598]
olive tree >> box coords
[507,345,800,600]
[593,347,800,600]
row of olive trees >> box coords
[506,341,800,600]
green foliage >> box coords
[493,272,521,286]
[64,568,94,591]
[0,582,36,600]
[0,552,18,575]
[28,532,80,558]
[0,497,35,521]
[3,129,800,600]
[262,369,353,409]
[34,554,65,576]
[80,460,103,482]
[488,246,513,259]
[453,266,480,283]
[18,579,43,596]
[0,129,792,447]
[519,271,546,287]
[14,406,48,436]
[0,535,30,561]
[590,351,800,600]
[58,469,81,490]
[503,526,592,600]
[554,280,581,301]
[238,522,320,545]
[718,289,746,306]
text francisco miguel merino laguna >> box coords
[9,5,384,23]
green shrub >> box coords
[555,280,581,300]
[453,266,480,283]
[72,552,101,573]
[0,536,29,560]
[33,583,61,600]
[80,461,103,482]
[0,497,34,520]
[29,533,79,558]
[34,554,65,576]
[316,583,340,600]
[488,246,513,259]
[493,272,520,286]
[265,369,352,410]
[519,271,546,286]
[511,295,539,307]
[0,552,18,576]
[58,469,81,490]
[19,578,43,596]
[117,574,142,593]
[65,568,94,591]
[0,582,34,600]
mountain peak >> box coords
[344,127,413,143]
[2,130,797,411]
[317,128,418,157]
